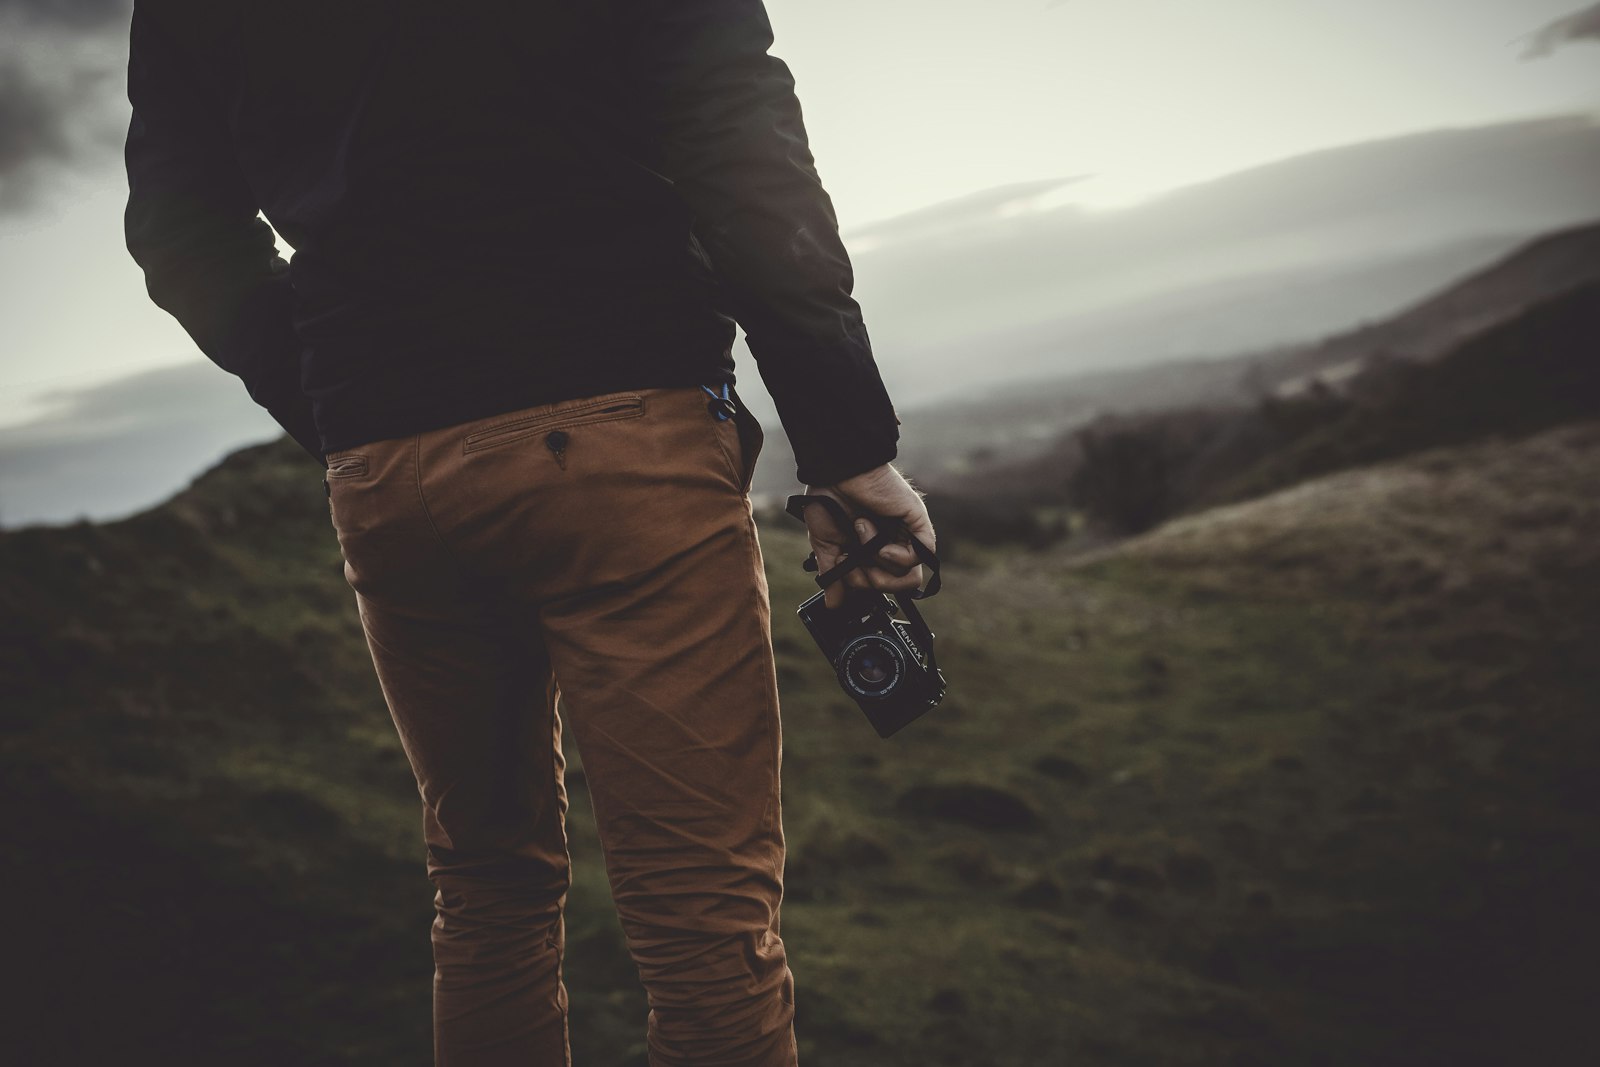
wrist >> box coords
[820,462,895,495]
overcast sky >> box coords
[769,0,1600,219]
[0,0,1597,511]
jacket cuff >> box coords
[790,407,901,487]
[742,323,903,486]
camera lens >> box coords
[839,635,905,698]
[855,650,893,686]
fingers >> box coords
[831,551,926,605]
[864,565,925,596]
[803,492,936,609]
[803,494,849,543]
[851,517,921,575]
[804,496,850,610]
[868,542,919,574]
[835,563,875,610]
[820,546,849,610]
[820,548,921,607]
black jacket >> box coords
[123,0,899,486]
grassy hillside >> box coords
[3,418,1598,1063]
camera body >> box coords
[796,587,948,738]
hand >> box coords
[801,462,937,610]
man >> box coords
[124,1,935,1063]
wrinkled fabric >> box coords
[327,385,797,1066]
[124,0,899,486]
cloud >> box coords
[0,360,286,528]
[0,0,130,215]
[844,176,1089,249]
[0,51,121,213]
[1522,3,1600,58]
[0,0,129,30]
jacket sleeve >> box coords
[123,5,323,462]
[624,0,900,486]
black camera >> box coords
[796,587,947,737]
[784,493,947,738]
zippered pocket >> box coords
[462,394,646,454]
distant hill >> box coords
[1056,277,1600,537]
[1269,222,1600,397]
[896,220,1600,492]
[1206,278,1600,509]
[908,222,1600,544]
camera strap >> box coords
[783,493,942,600]
[784,493,944,691]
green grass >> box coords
[3,423,1598,1064]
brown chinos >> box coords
[325,385,796,1066]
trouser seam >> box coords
[740,504,781,871]
[413,433,458,562]
[708,406,744,494]
[705,399,780,867]
[550,674,571,1062]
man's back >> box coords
[205,1,727,442]
[127,0,900,486]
